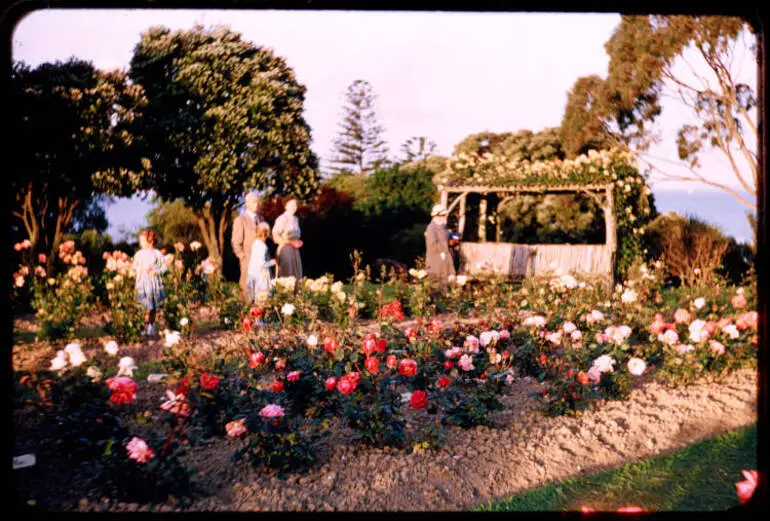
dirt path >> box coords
[62,367,757,513]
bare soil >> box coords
[12,319,758,512]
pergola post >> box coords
[458,192,467,238]
[604,184,616,285]
[478,193,487,242]
[440,187,448,208]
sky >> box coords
[11,9,759,242]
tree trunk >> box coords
[196,212,221,268]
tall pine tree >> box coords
[328,80,388,175]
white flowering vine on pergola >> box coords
[433,148,646,282]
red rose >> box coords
[364,333,376,342]
[577,371,590,386]
[443,361,454,371]
[362,338,377,357]
[386,355,398,369]
[539,353,547,365]
[437,376,451,389]
[174,377,190,396]
[346,371,361,382]
[271,381,284,392]
[323,337,338,355]
[398,358,418,377]
[567,369,574,378]
[249,306,264,319]
[38,253,47,264]
[337,375,358,395]
[106,376,137,406]
[480,373,486,381]
[405,328,417,339]
[376,338,387,353]
[200,373,220,390]
[242,318,254,332]
[249,352,265,368]
[275,359,287,371]
[325,377,338,392]
[410,390,428,410]
[365,357,379,374]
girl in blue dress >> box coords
[132,230,167,337]
[247,222,276,303]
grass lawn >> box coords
[478,424,757,512]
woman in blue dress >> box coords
[132,230,167,337]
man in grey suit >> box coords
[425,204,456,290]
[231,191,265,300]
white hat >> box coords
[431,204,448,217]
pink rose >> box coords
[226,418,247,437]
[731,294,747,309]
[709,340,726,355]
[464,335,480,353]
[106,376,137,406]
[287,371,301,382]
[586,365,602,384]
[325,377,338,392]
[736,470,759,504]
[458,354,475,372]
[498,329,510,340]
[674,308,691,324]
[259,404,285,418]
[659,329,680,346]
[126,437,155,464]
[444,347,463,360]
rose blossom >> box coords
[479,331,499,347]
[270,381,284,392]
[323,337,338,355]
[443,360,454,370]
[570,330,583,342]
[731,294,747,309]
[398,359,418,377]
[226,418,247,437]
[627,358,646,376]
[586,365,602,384]
[117,356,137,377]
[281,303,295,316]
[676,344,696,354]
[595,332,608,344]
[104,340,119,356]
[200,373,220,390]
[688,319,709,343]
[160,391,190,417]
[365,357,379,374]
[126,437,155,464]
[722,324,740,339]
[86,366,103,382]
[659,329,680,346]
[179,317,189,327]
[693,297,706,309]
[498,329,511,340]
[674,308,692,324]
[562,322,577,334]
[386,355,398,369]
[709,340,726,355]
[458,354,475,372]
[306,334,318,347]
[337,375,358,395]
[437,376,451,389]
[376,338,387,353]
[361,338,376,357]
[585,310,605,324]
[64,343,87,367]
[287,371,301,382]
[325,377,338,392]
[410,390,428,410]
[49,351,68,371]
[577,371,590,385]
[249,351,266,368]
[164,330,181,347]
[106,376,138,406]
[620,288,637,304]
[275,359,287,371]
[444,347,463,360]
[259,404,285,418]
[735,470,759,504]
[592,355,616,373]
[464,335,480,353]
[545,331,562,346]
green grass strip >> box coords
[478,424,757,512]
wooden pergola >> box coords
[437,181,617,284]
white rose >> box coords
[281,303,295,316]
[562,322,577,334]
[117,356,137,377]
[592,355,616,373]
[164,330,181,347]
[621,289,637,304]
[331,281,343,293]
[456,275,468,286]
[86,366,103,381]
[104,340,119,357]
[180,317,189,327]
[307,334,318,347]
[627,358,646,376]
[49,351,68,372]
[693,298,705,310]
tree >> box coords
[400,136,437,164]
[69,195,110,235]
[129,25,320,267]
[146,198,203,247]
[328,80,389,175]
[12,58,149,272]
[561,16,757,210]
[453,128,565,161]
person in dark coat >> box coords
[424,204,456,289]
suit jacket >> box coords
[231,211,265,265]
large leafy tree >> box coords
[453,128,565,162]
[146,198,203,247]
[328,79,389,175]
[12,58,149,271]
[561,15,757,210]
[129,25,320,266]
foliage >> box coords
[645,213,731,287]
[11,58,149,273]
[400,136,438,164]
[129,24,320,265]
[328,79,389,175]
[102,250,145,343]
[453,128,565,162]
[561,16,757,210]
[146,198,205,248]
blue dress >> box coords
[247,239,275,301]
[132,248,168,310]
